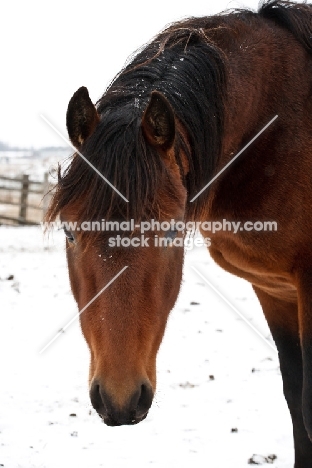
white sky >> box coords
[2,0,260,148]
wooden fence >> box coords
[0,173,52,225]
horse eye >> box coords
[165,229,178,240]
[64,229,75,243]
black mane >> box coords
[259,0,312,54]
[49,21,227,223]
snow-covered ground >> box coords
[0,227,294,467]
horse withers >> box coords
[48,1,312,466]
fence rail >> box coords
[0,173,53,225]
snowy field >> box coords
[0,226,294,467]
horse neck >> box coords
[188,15,312,222]
[216,18,307,166]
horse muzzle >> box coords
[89,380,154,426]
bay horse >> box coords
[48,1,312,465]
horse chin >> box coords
[101,412,148,427]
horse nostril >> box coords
[90,383,106,417]
[136,383,154,419]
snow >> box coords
[0,226,294,467]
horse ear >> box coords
[66,86,100,149]
[142,91,175,150]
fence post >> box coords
[42,172,50,220]
[19,174,29,224]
